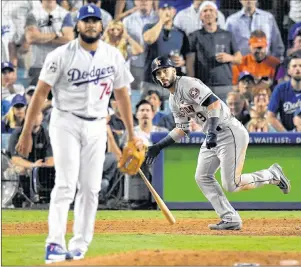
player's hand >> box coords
[15,132,33,158]
[205,132,217,149]
[145,145,161,165]
[128,136,144,151]
[215,53,233,63]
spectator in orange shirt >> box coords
[232,30,280,87]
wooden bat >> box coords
[138,168,176,225]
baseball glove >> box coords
[118,141,146,175]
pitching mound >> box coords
[55,250,301,266]
[3,218,301,236]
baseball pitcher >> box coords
[146,56,291,230]
[16,4,145,264]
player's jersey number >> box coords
[99,82,112,100]
[196,112,206,122]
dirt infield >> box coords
[4,218,301,266]
[56,250,301,266]
[3,218,301,236]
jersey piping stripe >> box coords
[227,126,271,188]
[72,74,114,86]
[227,126,239,188]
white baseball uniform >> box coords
[39,38,133,253]
[170,76,276,223]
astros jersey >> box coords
[39,39,134,118]
[169,76,233,133]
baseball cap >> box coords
[249,36,267,48]
[159,1,174,9]
[238,72,255,82]
[25,86,36,95]
[1,62,14,72]
[294,108,301,117]
[199,1,218,13]
[11,94,27,107]
[77,4,102,21]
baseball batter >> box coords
[146,56,291,230]
[16,4,143,264]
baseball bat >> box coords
[138,168,176,225]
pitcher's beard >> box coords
[80,32,102,44]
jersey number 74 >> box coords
[99,82,112,100]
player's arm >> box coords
[202,94,221,149]
[205,95,221,132]
[114,87,135,140]
[145,114,189,165]
[16,51,60,157]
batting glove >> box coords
[205,132,217,149]
[145,145,161,165]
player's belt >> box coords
[72,113,98,121]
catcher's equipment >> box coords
[151,56,175,85]
[118,141,146,175]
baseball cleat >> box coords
[68,249,85,261]
[45,243,69,264]
[268,164,291,194]
[208,221,242,230]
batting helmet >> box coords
[151,56,175,85]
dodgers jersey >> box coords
[169,76,233,133]
[39,39,134,118]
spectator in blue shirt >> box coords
[292,108,301,132]
[288,22,301,48]
[267,53,301,131]
[225,0,284,59]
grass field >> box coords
[2,210,301,266]
[164,146,301,202]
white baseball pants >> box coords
[46,108,107,253]
[195,119,274,223]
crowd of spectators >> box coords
[2,0,301,208]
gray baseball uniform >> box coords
[170,76,275,223]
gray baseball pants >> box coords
[195,119,274,223]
